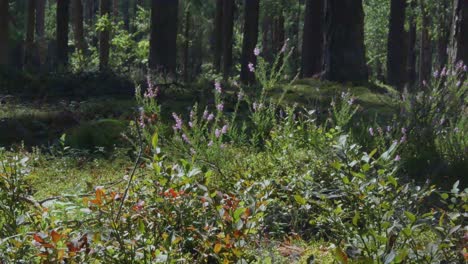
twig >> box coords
[115,117,144,221]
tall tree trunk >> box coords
[73,0,87,54]
[240,0,260,84]
[122,0,130,30]
[149,0,179,74]
[0,0,8,66]
[273,14,285,54]
[24,0,36,70]
[113,0,119,21]
[406,2,417,87]
[323,0,368,83]
[213,0,223,72]
[222,0,234,78]
[436,0,450,68]
[35,0,46,69]
[301,0,324,78]
[99,0,111,71]
[387,0,407,90]
[419,1,432,86]
[183,5,190,82]
[449,0,468,66]
[57,0,70,69]
[261,16,273,63]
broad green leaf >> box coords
[405,211,416,223]
[294,195,307,205]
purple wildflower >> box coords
[208,141,213,147]
[456,80,462,87]
[347,97,355,105]
[214,81,222,93]
[386,125,392,132]
[189,121,193,128]
[248,63,255,72]
[394,155,401,162]
[456,60,464,70]
[400,135,407,144]
[215,128,221,138]
[238,91,244,100]
[221,124,228,134]
[207,113,214,121]
[172,113,183,131]
[217,103,224,112]
[433,70,439,78]
[182,134,191,144]
[280,38,289,53]
[463,65,467,72]
[369,127,374,136]
[441,67,447,77]
[254,47,260,56]
[203,109,209,120]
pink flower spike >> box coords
[254,47,260,56]
[214,81,222,93]
[394,155,401,162]
[248,63,255,73]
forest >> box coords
[0,0,467,263]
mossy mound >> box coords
[65,119,127,150]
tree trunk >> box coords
[406,2,417,87]
[449,0,468,66]
[122,0,130,30]
[57,0,70,68]
[301,0,324,78]
[149,0,179,74]
[0,0,8,66]
[99,0,111,71]
[24,0,36,70]
[240,0,260,84]
[436,0,450,68]
[387,0,407,90]
[419,1,432,86]
[72,0,87,54]
[183,6,190,82]
[213,0,223,72]
[113,0,119,21]
[222,0,234,78]
[36,0,47,68]
[323,0,368,83]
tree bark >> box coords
[240,0,260,84]
[449,0,468,66]
[149,0,179,74]
[183,6,190,82]
[213,0,223,72]
[99,0,111,71]
[57,0,70,68]
[323,0,368,83]
[387,0,407,90]
[222,0,235,78]
[406,2,417,87]
[113,0,119,21]
[24,0,36,70]
[72,0,87,54]
[35,0,47,68]
[0,0,9,66]
[122,0,130,30]
[419,1,432,86]
[301,0,324,78]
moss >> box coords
[65,119,127,150]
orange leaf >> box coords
[51,230,61,243]
[214,243,222,254]
[33,234,44,243]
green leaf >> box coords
[342,176,350,184]
[151,132,159,149]
[352,211,360,226]
[440,193,449,200]
[294,195,307,205]
[404,211,416,223]
[388,176,398,187]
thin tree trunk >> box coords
[73,0,87,54]
[99,0,111,71]
[214,0,223,72]
[449,0,468,66]
[222,0,234,78]
[113,0,119,21]
[149,0,179,74]
[240,0,260,84]
[406,2,417,87]
[387,0,407,90]
[0,0,8,66]
[122,0,130,30]
[301,0,324,78]
[419,1,432,86]
[35,0,47,69]
[24,0,36,70]
[57,0,70,69]
[183,6,190,82]
[323,0,368,83]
